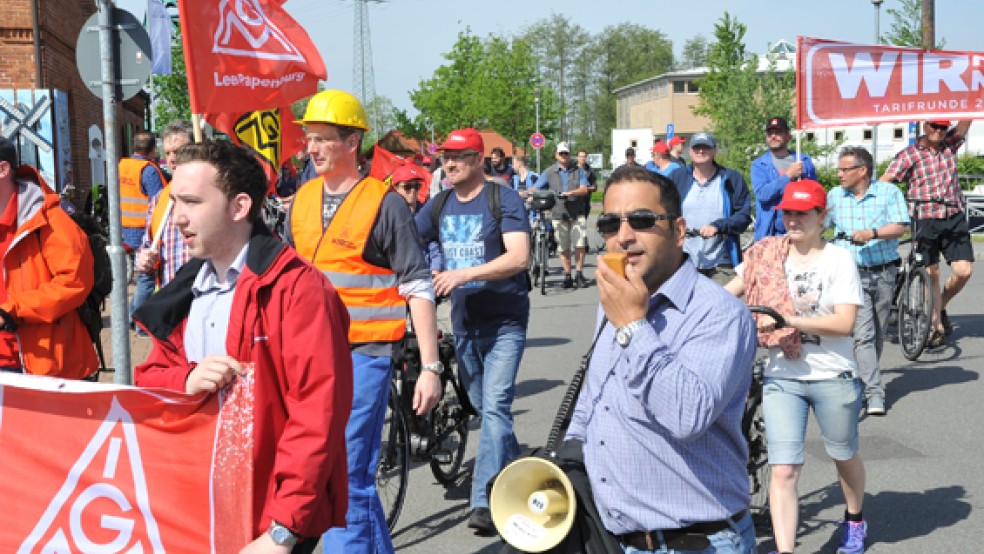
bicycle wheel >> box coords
[376,384,409,532]
[742,359,770,521]
[538,230,549,295]
[529,228,540,286]
[746,400,770,516]
[899,266,934,360]
[429,356,471,485]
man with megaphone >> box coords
[565,166,758,553]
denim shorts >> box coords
[762,373,862,464]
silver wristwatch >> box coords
[615,319,647,348]
[268,521,300,547]
[421,361,444,375]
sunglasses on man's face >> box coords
[396,182,422,192]
[928,123,949,131]
[596,210,676,235]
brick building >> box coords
[1,0,149,203]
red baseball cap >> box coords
[775,179,827,211]
[438,128,484,152]
[391,162,429,184]
[668,136,685,147]
[928,120,951,128]
[652,141,669,155]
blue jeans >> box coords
[455,331,525,508]
[322,353,394,554]
[130,271,156,320]
[620,511,757,553]
[763,375,862,464]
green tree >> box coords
[692,12,794,179]
[151,29,190,130]
[883,0,945,48]
[410,30,554,153]
[517,15,591,141]
[680,35,711,69]
[578,24,675,155]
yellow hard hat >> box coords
[296,89,370,131]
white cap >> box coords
[556,141,570,154]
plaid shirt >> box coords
[141,192,191,287]
[884,132,966,219]
[826,181,910,267]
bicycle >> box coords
[888,199,947,360]
[743,305,788,529]
[527,190,558,295]
[376,326,477,531]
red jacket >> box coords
[1,166,97,378]
[133,229,353,539]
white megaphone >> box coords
[490,456,576,552]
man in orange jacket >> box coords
[0,137,97,378]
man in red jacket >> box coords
[133,141,353,553]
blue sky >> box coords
[120,0,979,114]
[281,0,979,114]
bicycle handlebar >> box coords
[747,306,787,329]
[831,231,865,246]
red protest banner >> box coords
[178,0,327,114]
[796,36,984,129]
[0,372,253,552]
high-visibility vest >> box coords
[149,184,171,240]
[118,158,163,228]
[291,176,406,344]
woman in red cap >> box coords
[725,179,870,554]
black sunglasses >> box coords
[928,123,949,131]
[596,210,676,235]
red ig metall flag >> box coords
[796,36,984,129]
[179,0,327,114]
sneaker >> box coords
[836,520,867,554]
[866,397,886,416]
[575,272,588,289]
[562,275,574,289]
[941,310,953,336]
[467,507,496,536]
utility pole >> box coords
[922,0,935,50]
[871,0,884,169]
[97,0,131,384]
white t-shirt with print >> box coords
[739,243,863,381]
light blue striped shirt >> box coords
[826,180,910,267]
[566,260,757,533]
[184,243,249,363]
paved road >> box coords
[376,248,984,554]
[108,239,983,552]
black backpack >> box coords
[70,213,113,373]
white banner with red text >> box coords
[796,36,984,129]
[0,371,254,553]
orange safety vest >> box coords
[291,176,406,344]
[118,158,163,228]
[149,183,172,240]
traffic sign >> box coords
[666,123,675,139]
[75,8,153,101]
[530,132,545,150]
[427,142,438,154]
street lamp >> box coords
[872,0,884,169]
[534,88,541,173]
